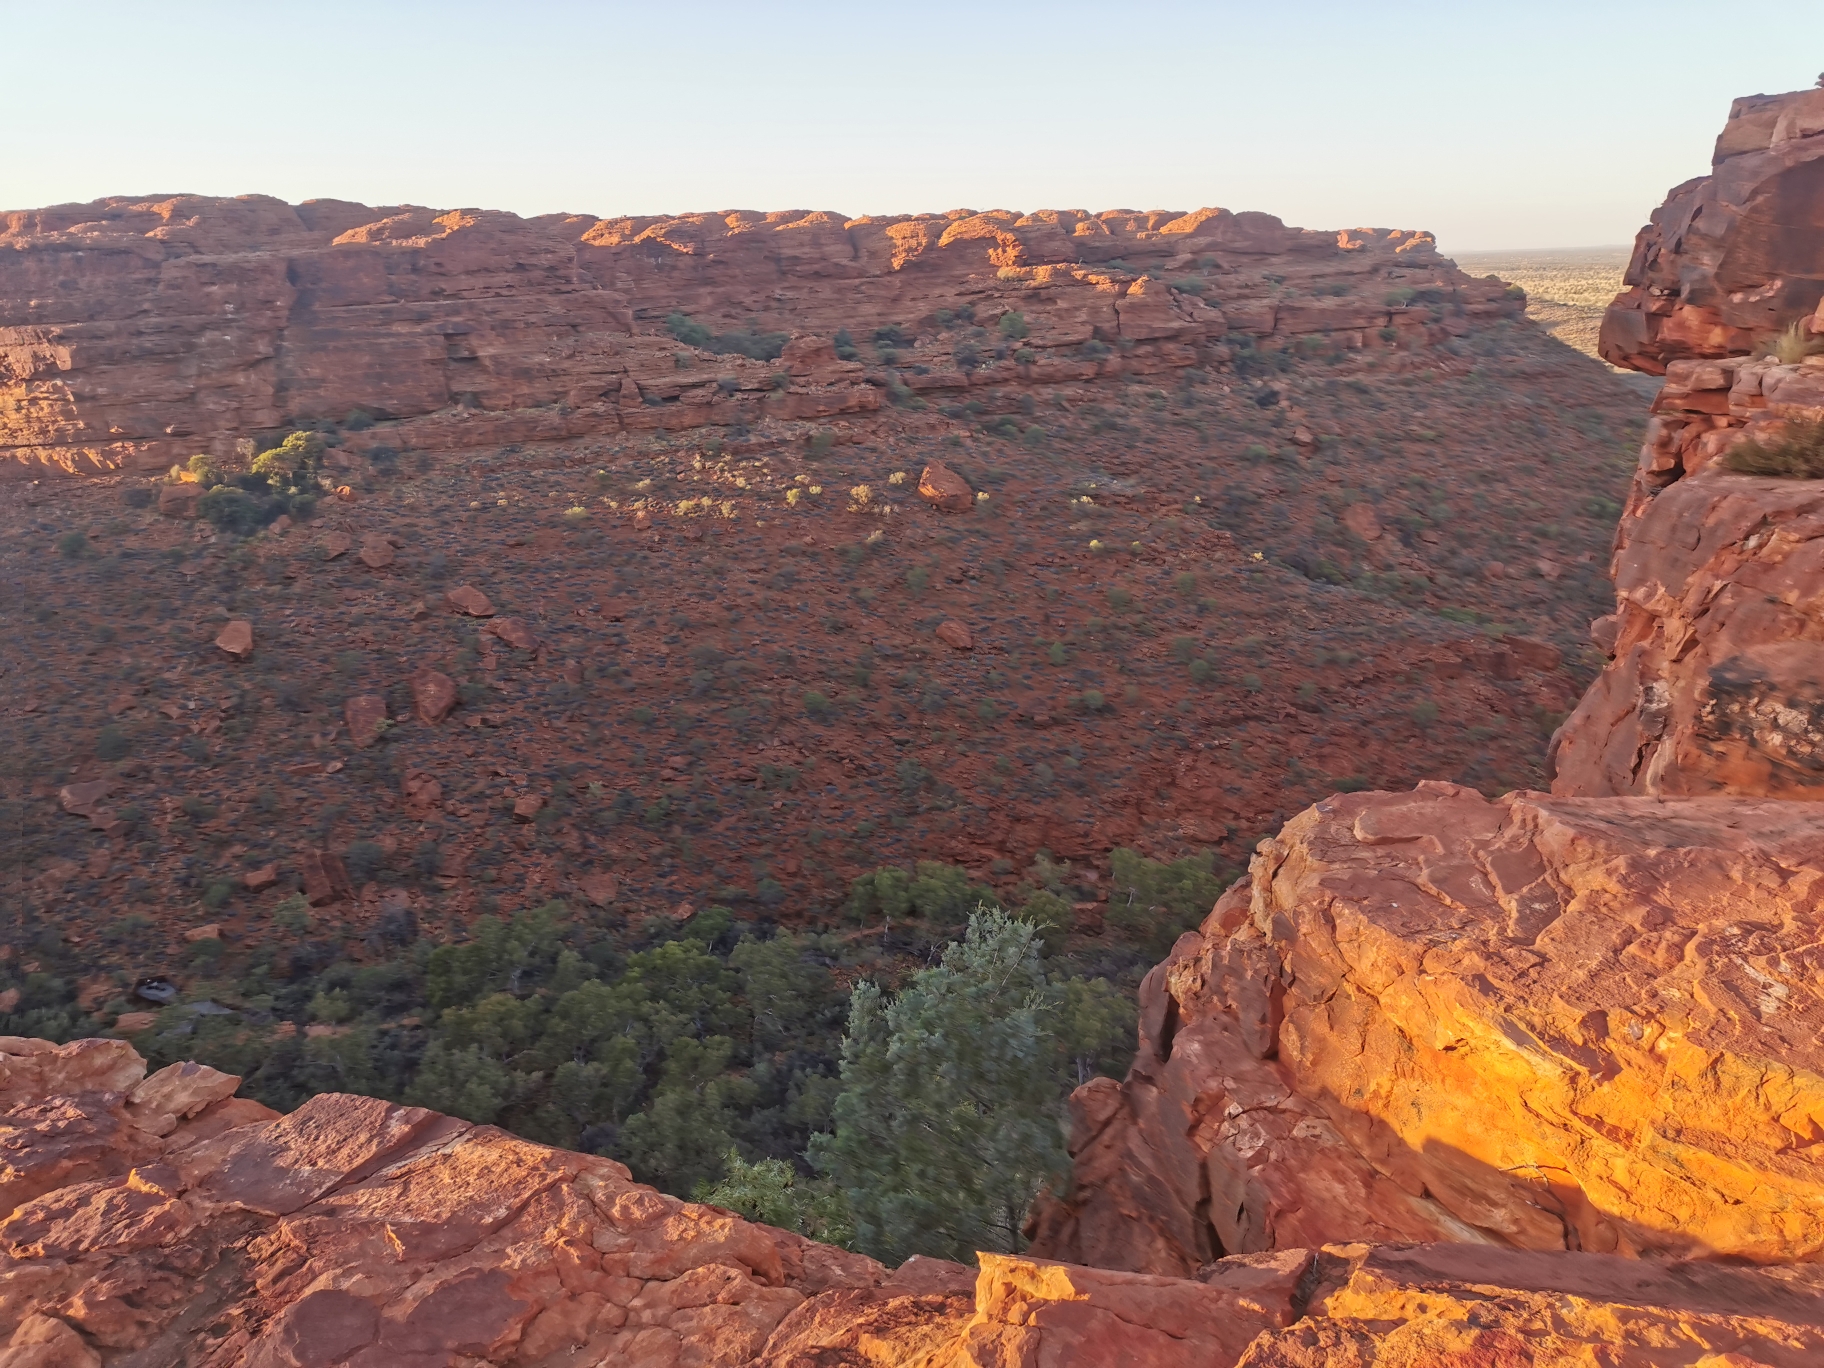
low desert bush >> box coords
[1725,418,1824,479]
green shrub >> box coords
[96,726,130,761]
[197,487,266,535]
[1105,848,1229,954]
[123,486,155,509]
[666,312,788,361]
[55,532,89,558]
[811,910,1069,1264]
[344,840,386,885]
[997,311,1029,340]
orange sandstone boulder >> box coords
[213,618,253,659]
[1601,86,1824,373]
[446,583,495,616]
[1030,782,1824,1273]
[410,668,459,724]
[918,462,975,513]
[935,620,973,650]
[343,693,388,748]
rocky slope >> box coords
[0,267,1635,1025]
[4,1035,1821,1367]
[0,196,1514,479]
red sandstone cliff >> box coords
[1552,84,1824,799]
[0,197,1512,477]
[1600,86,1824,372]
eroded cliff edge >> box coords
[0,198,1510,477]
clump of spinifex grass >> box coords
[1756,320,1824,366]
[1725,417,1824,479]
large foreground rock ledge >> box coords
[5,1033,1820,1365]
[1027,782,1824,1274]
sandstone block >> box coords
[157,483,200,518]
[411,669,458,724]
[446,584,495,617]
[917,462,973,513]
[214,619,253,658]
[343,694,388,748]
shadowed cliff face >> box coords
[0,195,1513,478]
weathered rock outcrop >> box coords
[1551,466,1824,797]
[1027,783,1824,1273]
[1552,87,1824,799]
[1601,85,1824,372]
[0,196,1517,477]
[5,1035,1821,1367]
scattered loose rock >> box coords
[157,483,201,518]
[486,616,538,651]
[357,535,396,569]
[917,461,974,513]
[411,669,459,724]
[214,619,254,658]
[242,863,278,892]
[578,871,619,907]
[343,694,388,748]
[299,849,353,905]
[446,584,495,616]
[182,924,220,943]
[511,794,544,822]
[319,531,353,560]
[934,620,973,650]
[57,779,113,817]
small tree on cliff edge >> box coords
[810,908,1068,1265]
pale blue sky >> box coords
[5,1,1820,251]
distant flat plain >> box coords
[1454,247,1630,364]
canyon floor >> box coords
[3,316,1638,1011]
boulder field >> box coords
[0,196,1516,478]
[2,1037,1821,1366]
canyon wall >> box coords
[0,196,1514,477]
[1554,84,1824,799]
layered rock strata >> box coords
[1600,85,1824,372]
[4,1035,1821,1367]
[0,196,1517,477]
[1027,783,1824,1273]
[1550,465,1824,797]
[1552,85,1824,799]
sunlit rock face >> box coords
[0,194,1512,477]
